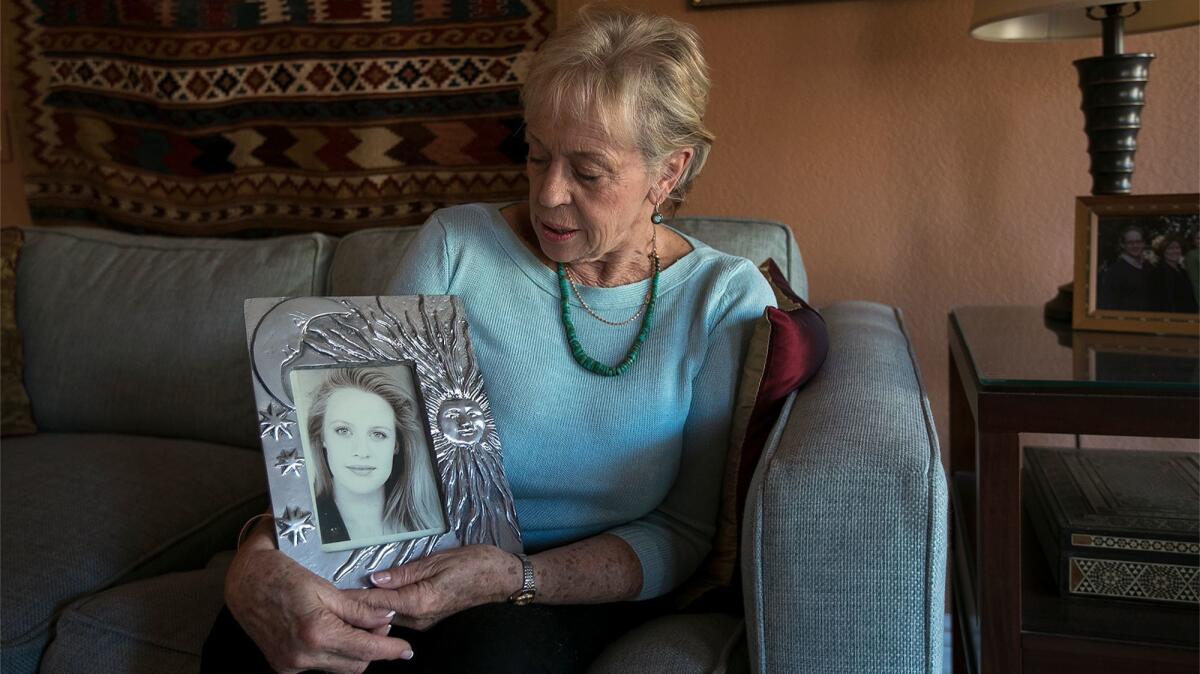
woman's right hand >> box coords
[224,520,414,674]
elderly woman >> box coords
[206,8,774,673]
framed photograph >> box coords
[1072,193,1200,336]
[244,295,522,588]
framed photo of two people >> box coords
[244,295,523,589]
[1073,193,1200,336]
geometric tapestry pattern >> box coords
[1069,557,1200,605]
[7,0,552,234]
[1071,533,1200,556]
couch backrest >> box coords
[328,227,421,296]
[328,216,808,298]
[672,216,808,300]
[14,217,804,446]
[16,227,335,448]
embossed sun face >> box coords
[437,398,486,446]
[322,388,397,496]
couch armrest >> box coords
[741,301,947,674]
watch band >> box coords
[508,553,537,605]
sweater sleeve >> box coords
[608,259,776,599]
[385,212,452,296]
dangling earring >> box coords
[651,202,664,224]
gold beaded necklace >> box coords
[563,226,658,327]
[557,225,660,377]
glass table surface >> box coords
[951,306,1200,394]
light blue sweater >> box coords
[387,203,775,599]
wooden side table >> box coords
[947,306,1199,674]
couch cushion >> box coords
[672,217,807,300]
[40,552,233,674]
[16,227,335,448]
[328,226,421,295]
[589,613,748,674]
[0,434,266,671]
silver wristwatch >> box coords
[508,553,537,605]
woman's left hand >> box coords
[354,544,522,630]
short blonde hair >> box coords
[522,6,714,206]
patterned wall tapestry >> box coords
[6,0,552,234]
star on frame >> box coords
[259,401,295,441]
[274,448,305,477]
[276,506,316,546]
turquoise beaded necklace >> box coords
[556,230,660,377]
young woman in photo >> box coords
[305,368,443,544]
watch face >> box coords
[511,589,536,606]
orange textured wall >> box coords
[563,0,1200,451]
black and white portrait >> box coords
[291,364,446,552]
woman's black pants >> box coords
[201,598,666,673]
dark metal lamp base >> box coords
[1074,52,1154,195]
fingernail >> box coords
[371,572,391,585]
[401,649,414,660]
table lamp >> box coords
[970,1,1198,196]
[970,1,1198,322]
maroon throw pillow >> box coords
[736,259,828,519]
[676,258,827,609]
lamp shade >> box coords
[971,0,1199,41]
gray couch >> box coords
[1,218,946,674]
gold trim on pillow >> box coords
[674,308,773,607]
